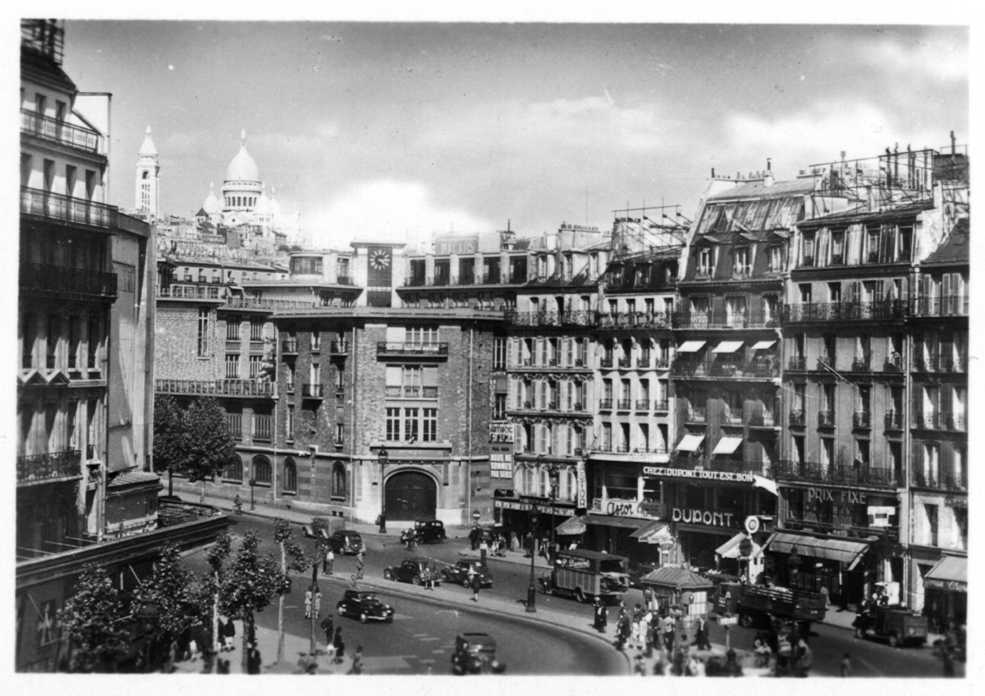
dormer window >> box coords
[697,247,713,277]
[733,247,751,277]
[831,229,845,265]
[768,246,784,272]
[801,233,815,267]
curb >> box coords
[318,573,632,675]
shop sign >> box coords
[671,507,736,528]
[643,466,754,483]
[590,497,660,519]
[489,453,513,478]
[867,506,896,528]
[744,515,761,535]
[806,487,867,505]
[489,422,514,444]
[576,460,587,509]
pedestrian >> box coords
[320,615,334,649]
[662,614,675,653]
[642,585,654,612]
[323,547,335,575]
[222,615,236,651]
[348,645,364,674]
[633,652,647,676]
[355,551,365,580]
[332,627,345,664]
[217,656,230,674]
[246,642,262,675]
[233,494,243,514]
[509,531,519,553]
[795,638,812,677]
[479,538,489,567]
[694,614,711,651]
[592,597,603,632]
[427,564,437,590]
[840,652,851,677]
[187,637,200,662]
[470,566,482,601]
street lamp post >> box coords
[248,478,256,511]
[378,447,389,533]
[527,505,539,612]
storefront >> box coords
[764,530,872,605]
[922,554,967,631]
[492,492,575,538]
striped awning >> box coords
[712,340,745,354]
[765,531,871,569]
[677,340,706,353]
[924,555,967,592]
[675,433,705,453]
[751,340,777,351]
[712,436,743,455]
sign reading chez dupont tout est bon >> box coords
[642,466,755,483]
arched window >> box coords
[222,457,243,482]
[283,457,297,493]
[331,462,346,499]
[252,455,272,485]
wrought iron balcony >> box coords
[748,412,777,427]
[376,342,449,359]
[637,353,651,368]
[884,411,902,431]
[599,398,613,411]
[851,357,870,372]
[302,383,324,398]
[599,356,614,368]
[672,308,780,330]
[17,449,82,485]
[653,399,670,412]
[281,338,298,353]
[634,399,651,411]
[787,356,807,370]
[20,262,117,299]
[817,410,835,427]
[618,357,633,368]
[774,460,897,488]
[789,409,805,427]
[158,283,226,301]
[783,300,907,323]
[687,407,707,423]
[596,311,672,330]
[329,340,349,354]
[21,110,102,153]
[616,399,633,411]
[20,186,116,228]
[911,470,968,491]
[852,411,871,429]
[155,378,274,398]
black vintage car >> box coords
[451,632,506,675]
[326,530,364,555]
[383,557,441,586]
[442,558,493,588]
[414,520,447,544]
[336,590,394,623]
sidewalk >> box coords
[170,619,355,675]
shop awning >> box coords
[675,433,705,453]
[583,514,648,530]
[676,340,706,353]
[924,555,967,592]
[765,531,871,569]
[640,566,714,591]
[712,340,745,354]
[555,516,587,536]
[751,340,777,351]
[630,521,673,544]
[715,531,763,560]
[712,436,743,455]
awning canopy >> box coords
[583,514,649,530]
[765,531,871,569]
[677,340,706,354]
[751,340,777,351]
[675,433,705,453]
[924,555,967,592]
[715,531,763,560]
[640,566,714,591]
[555,516,587,536]
[712,340,745,354]
[630,521,673,544]
[712,436,743,455]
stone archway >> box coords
[384,470,437,521]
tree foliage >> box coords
[152,395,238,482]
[152,394,188,479]
[130,543,201,648]
[57,564,132,672]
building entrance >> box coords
[384,471,437,520]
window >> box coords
[285,363,295,391]
[223,458,243,482]
[197,309,210,357]
[253,413,272,442]
[865,224,880,262]
[697,247,713,276]
[494,393,507,419]
[407,327,439,345]
[799,284,812,304]
[335,423,344,445]
[85,170,96,200]
[831,229,845,264]
[252,455,272,485]
[46,315,58,369]
[249,355,263,378]
[725,296,746,327]
[332,462,347,498]
[65,164,77,198]
[225,353,239,378]
[828,282,841,303]
[283,458,298,493]
[925,503,939,547]
[733,247,751,276]
[226,319,240,341]
[493,337,507,370]
[422,408,437,442]
[386,408,401,441]
[87,315,100,368]
[310,331,321,351]
[309,362,320,386]
[250,320,263,341]
[67,317,79,370]
[404,407,420,442]
[801,233,815,265]
[762,294,778,323]
[286,405,295,442]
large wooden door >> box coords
[385,471,437,520]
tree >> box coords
[57,564,132,672]
[273,519,309,663]
[152,394,187,496]
[130,543,201,667]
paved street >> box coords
[183,515,955,677]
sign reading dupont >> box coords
[643,466,755,483]
[672,507,737,528]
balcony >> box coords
[281,338,298,354]
[596,311,672,330]
[599,356,614,368]
[329,340,349,355]
[817,410,835,428]
[20,262,117,299]
[687,407,707,424]
[386,385,439,399]
[21,110,102,153]
[618,357,632,368]
[883,356,903,373]
[852,411,871,429]
[884,411,902,431]
[915,355,965,373]
[942,412,966,432]
[787,356,807,371]
[616,399,633,411]
[783,300,907,323]
[675,356,779,380]
[158,283,226,301]
[914,413,942,430]
[911,295,969,318]
[634,399,650,412]
[637,354,651,368]
[376,342,449,360]
[748,412,777,428]
[672,308,780,330]
[506,310,596,327]
[800,255,815,268]
[285,380,295,393]
[722,411,744,426]
[789,409,805,427]
[17,449,82,485]
[653,398,670,412]
[774,460,898,488]
[21,186,115,229]
[851,357,870,372]
[155,378,274,398]
[599,398,613,411]
[302,383,324,399]
[911,471,967,492]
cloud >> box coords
[303,179,495,248]
[858,34,968,83]
[250,121,339,156]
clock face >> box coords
[370,249,391,270]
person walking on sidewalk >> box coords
[593,597,608,633]
[348,645,364,674]
[332,627,345,664]
[469,566,482,601]
[323,547,334,575]
[320,616,334,651]
[693,615,711,651]
[246,642,262,675]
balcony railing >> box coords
[616,399,633,411]
[942,412,966,432]
[851,357,870,372]
[783,300,907,323]
[748,412,777,427]
[911,295,969,318]
[852,411,871,429]
[22,110,102,152]
[329,341,349,354]
[21,187,115,228]
[155,378,274,397]
[302,383,324,398]
[914,354,965,373]
[158,283,226,300]
[774,460,898,488]
[599,356,614,368]
[789,409,805,427]
[281,339,298,353]
[674,356,779,380]
[653,398,670,412]
[618,357,632,368]
[817,410,835,427]
[722,412,743,426]
[637,354,651,368]
[914,413,941,430]
[386,385,439,398]
[506,310,596,327]
[17,449,82,484]
[787,356,807,371]
[596,312,672,330]
[599,398,613,410]
[20,262,117,298]
[376,342,449,358]
[911,470,968,491]
[884,411,903,431]
[672,308,780,329]
[634,399,651,411]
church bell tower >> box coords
[135,125,160,219]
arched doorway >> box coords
[385,470,437,521]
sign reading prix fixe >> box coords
[642,466,755,483]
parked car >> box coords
[853,604,928,647]
[451,632,506,675]
[326,530,364,555]
[336,590,394,623]
[414,520,447,544]
[442,558,493,588]
[383,557,441,586]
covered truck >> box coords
[715,580,827,631]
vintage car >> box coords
[336,590,394,623]
[383,557,441,586]
[451,632,507,675]
[442,558,494,588]
[853,604,928,647]
[325,530,364,555]
[414,519,448,544]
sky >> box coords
[59,21,969,249]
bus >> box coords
[539,549,630,603]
